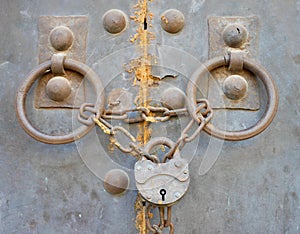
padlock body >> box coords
[134,157,190,206]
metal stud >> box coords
[174,160,183,168]
[46,76,72,102]
[222,23,248,48]
[103,9,127,34]
[161,87,186,109]
[223,75,248,100]
[49,26,74,51]
[160,9,185,34]
[147,164,153,171]
[104,169,130,195]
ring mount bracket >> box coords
[207,16,260,110]
[16,59,105,144]
[35,16,89,109]
[187,55,278,141]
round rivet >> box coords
[183,170,188,174]
[161,87,186,110]
[103,9,127,34]
[103,169,129,195]
[49,26,74,51]
[147,165,153,171]
[174,192,181,198]
[46,76,72,102]
[223,75,248,100]
[161,9,185,34]
[174,160,183,168]
[222,24,248,48]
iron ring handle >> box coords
[186,55,279,141]
[15,59,105,144]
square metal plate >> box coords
[207,16,260,110]
[35,16,88,109]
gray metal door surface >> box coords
[1,0,299,233]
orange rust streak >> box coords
[131,0,153,146]
[131,1,154,233]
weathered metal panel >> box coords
[207,16,260,110]
[0,0,299,234]
[35,16,88,109]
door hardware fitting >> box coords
[207,16,261,110]
[35,16,88,109]
[15,1,278,233]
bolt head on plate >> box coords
[174,192,181,198]
[161,87,186,110]
[103,9,127,34]
[104,169,129,195]
[49,26,74,51]
[174,160,183,168]
[161,9,185,34]
[46,76,72,102]
[222,23,248,48]
[223,75,248,100]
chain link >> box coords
[162,99,213,162]
[146,204,174,234]
[78,98,213,234]
[79,99,212,160]
[78,102,97,126]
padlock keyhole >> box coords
[160,189,167,201]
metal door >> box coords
[0,0,299,233]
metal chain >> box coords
[146,204,174,234]
[79,103,189,125]
[162,99,213,162]
[78,98,213,234]
[78,99,212,161]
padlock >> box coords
[134,137,190,206]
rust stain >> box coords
[130,1,155,233]
[135,194,147,234]
[130,0,155,146]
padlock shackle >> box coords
[143,137,180,162]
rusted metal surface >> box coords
[187,54,278,141]
[107,88,134,112]
[15,58,105,144]
[90,93,212,233]
[135,137,190,206]
[35,70,86,108]
[45,76,72,101]
[103,9,128,34]
[103,169,130,195]
[35,16,88,108]
[147,205,174,234]
[1,0,299,234]
[14,6,279,234]
[161,87,186,110]
[88,98,212,160]
[44,54,72,102]
[38,16,88,63]
[222,23,248,48]
[49,26,74,51]
[223,75,248,100]
[160,9,185,34]
[91,94,212,233]
[207,16,260,110]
